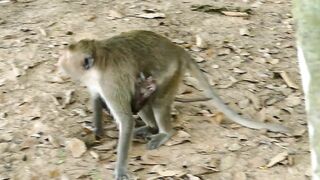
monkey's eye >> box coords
[83,56,94,70]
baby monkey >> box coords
[58,30,289,180]
[132,73,156,114]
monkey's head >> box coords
[58,40,96,81]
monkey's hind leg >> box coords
[146,72,181,150]
[147,103,175,150]
[134,103,158,140]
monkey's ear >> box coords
[83,56,94,70]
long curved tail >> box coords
[187,58,289,133]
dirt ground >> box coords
[0,0,310,179]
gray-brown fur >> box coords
[58,30,289,180]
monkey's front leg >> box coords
[115,116,134,180]
[103,95,134,180]
[92,95,104,139]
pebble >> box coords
[0,143,9,153]
[0,133,13,142]
[228,143,242,151]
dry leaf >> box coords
[266,151,288,168]
[71,108,87,117]
[277,71,299,89]
[249,156,267,168]
[239,27,250,36]
[184,76,201,90]
[190,46,201,52]
[195,144,215,154]
[187,165,218,176]
[0,1,10,4]
[238,98,250,109]
[140,154,166,165]
[225,132,248,140]
[200,164,219,173]
[172,39,185,44]
[285,95,302,107]
[195,34,208,49]
[30,121,49,135]
[63,89,74,106]
[292,128,306,136]
[244,91,261,110]
[26,106,41,120]
[89,150,99,159]
[109,10,124,19]
[233,68,246,74]
[66,138,87,158]
[265,96,282,106]
[106,130,118,139]
[218,48,231,56]
[199,109,214,117]
[233,172,247,180]
[48,135,64,148]
[0,78,6,87]
[93,140,117,151]
[191,4,251,15]
[10,63,25,78]
[2,34,16,39]
[0,143,9,153]
[20,137,37,150]
[39,28,47,36]
[136,13,165,19]
[211,64,219,69]
[151,165,186,177]
[221,11,249,17]
[305,167,312,177]
[146,176,163,180]
[268,58,280,64]
[131,166,144,173]
[194,55,205,63]
[254,57,267,64]
[49,168,61,178]
[52,90,75,108]
[220,155,236,170]
[165,130,191,146]
[84,15,96,21]
[288,156,294,166]
[45,75,66,83]
[256,108,267,122]
[213,112,224,124]
[186,174,201,180]
[228,143,242,151]
[218,80,237,89]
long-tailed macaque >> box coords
[58,30,289,179]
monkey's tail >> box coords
[187,58,290,133]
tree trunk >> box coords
[294,0,320,179]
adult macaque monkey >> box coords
[58,30,289,179]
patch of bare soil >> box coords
[0,0,309,179]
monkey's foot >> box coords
[115,175,129,180]
[147,131,174,150]
[94,127,103,140]
[133,126,158,140]
[115,170,133,180]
